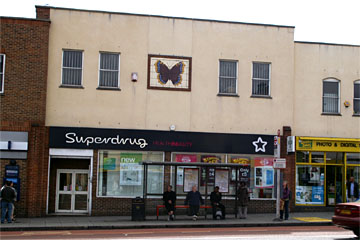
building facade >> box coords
[0,16,50,217]
[1,5,359,217]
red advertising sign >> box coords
[176,154,197,163]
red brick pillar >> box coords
[281,126,295,210]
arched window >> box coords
[322,79,340,114]
[354,80,360,115]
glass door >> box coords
[56,169,89,213]
[326,166,344,206]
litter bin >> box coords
[132,197,145,221]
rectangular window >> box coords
[62,50,83,86]
[323,79,340,113]
[354,81,360,115]
[219,60,237,95]
[97,150,164,197]
[99,52,120,88]
[296,165,325,205]
[0,54,5,93]
[252,62,270,96]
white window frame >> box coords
[98,52,120,89]
[252,62,271,97]
[354,80,360,115]
[322,78,340,114]
[0,54,5,94]
[218,60,238,95]
[61,49,84,87]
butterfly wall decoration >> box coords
[154,60,185,86]
[148,55,192,91]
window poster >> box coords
[103,157,116,170]
[215,169,229,193]
[176,154,197,185]
[200,155,221,186]
[183,168,199,192]
[230,156,250,186]
[119,153,143,186]
[254,158,274,188]
[296,185,324,205]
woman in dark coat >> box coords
[237,182,249,219]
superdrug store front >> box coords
[47,126,276,216]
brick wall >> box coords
[0,17,50,217]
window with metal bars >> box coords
[354,80,360,115]
[252,62,270,96]
[323,79,340,114]
[219,60,237,95]
[62,50,83,86]
[0,54,5,93]
[99,52,120,88]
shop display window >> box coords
[296,165,325,205]
[326,152,344,164]
[98,150,164,197]
[311,152,324,163]
[296,151,310,163]
[347,152,360,165]
[171,153,275,199]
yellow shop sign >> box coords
[296,137,360,152]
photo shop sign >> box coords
[49,127,274,155]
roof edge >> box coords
[0,16,50,23]
[295,41,360,47]
[35,5,295,29]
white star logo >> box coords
[252,137,268,153]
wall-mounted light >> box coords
[131,72,138,82]
[169,125,176,131]
[344,101,350,108]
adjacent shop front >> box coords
[48,126,277,215]
[295,137,360,207]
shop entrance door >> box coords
[55,169,89,213]
[326,166,344,206]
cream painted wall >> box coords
[294,43,360,138]
[46,8,295,135]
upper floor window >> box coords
[0,54,5,93]
[62,50,83,86]
[354,80,360,115]
[252,62,270,96]
[219,60,237,95]
[99,52,120,89]
[322,79,340,114]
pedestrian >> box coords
[0,181,16,224]
[210,186,225,220]
[9,181,17,222]
[346,176,359,202]
[280,181,291,220]
[163,185,176,221]
[237,182,249,219]
[185,185,204,221]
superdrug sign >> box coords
[49,127,274,155]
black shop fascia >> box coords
[49,126,274,155]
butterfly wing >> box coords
[169,62,185,86]
[154,60,170,85]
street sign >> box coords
[273,158,286,169]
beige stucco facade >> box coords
[45,7,359,138]
[294,42,360,138]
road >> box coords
[0,226,358,240]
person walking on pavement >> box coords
[346,176,359,202]
[210,186,225,220]
[163,185,176,221]
[0,180,16,224]
[237,182,249,219]
[185,185,204,221]
[280,181,291,220]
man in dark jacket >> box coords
[185,185,204,220]
[163,185,176,220]
[347,176,359,202]
[210,186,225,219]
[1,181,16,224]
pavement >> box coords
[0,211,335,231]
